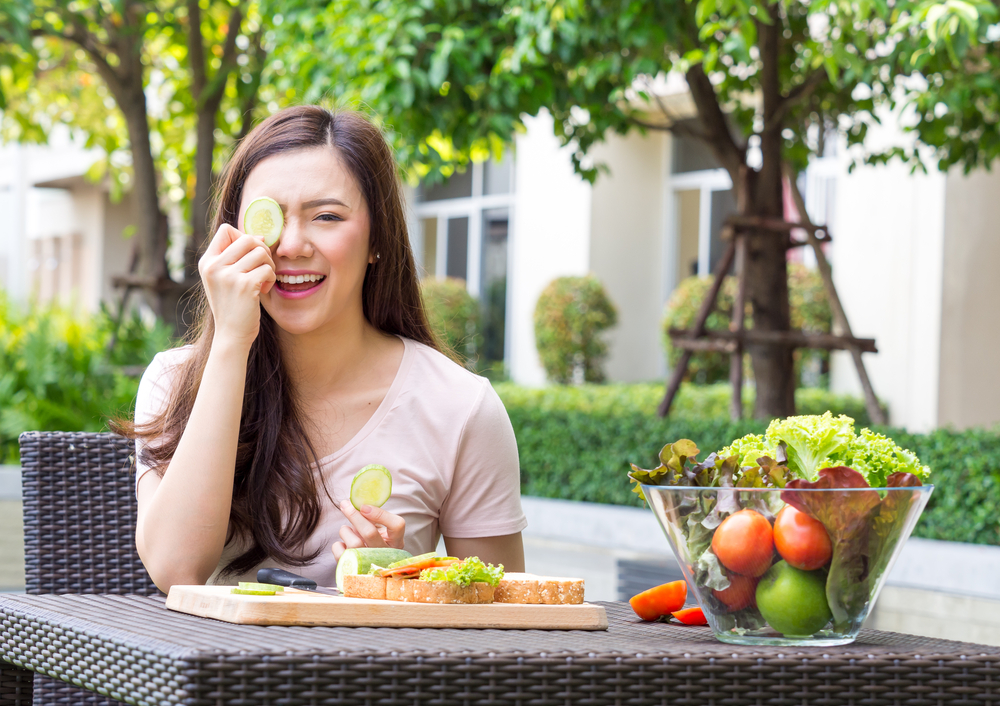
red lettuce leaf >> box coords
[781,467,882,629]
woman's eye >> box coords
[315,213,343,222]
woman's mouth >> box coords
[274,273,326,297]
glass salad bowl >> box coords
[642,481,933,646]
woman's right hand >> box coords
[199,223,276,347]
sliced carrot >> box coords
[671,607,708,626]
[629,580,688,621]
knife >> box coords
[256,568,340,596]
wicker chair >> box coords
[19,431,160,706]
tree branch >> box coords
[187,0,206,98]
[768,69,828,131]
[202,5,243,109]
[626,114,708,141]
[59,18,123,98]
[684,63,746,181]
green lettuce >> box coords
[419,557,504,586]
[765,412,855,481]
[719,433,775,469]
[826,428,931,487]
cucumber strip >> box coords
[385,552,454,570]
[238,582,284,593]
[349,464,393,510]
[243,196,283,247]
[334,547,413,592]
[231,587,277,596]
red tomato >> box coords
[711,509,774,577]
[629,580,688,621]
[773,505,832,571]
[671,607,708,625]
[712,573,758,611]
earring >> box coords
[376,253,381,260]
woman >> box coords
[120,106,526,591]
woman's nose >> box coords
[274,215,312,258]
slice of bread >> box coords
[391,578,495,604]
[342,574,387,600]
[494,573,585,604]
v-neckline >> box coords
[313,335,413,466]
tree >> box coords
[279,0,995,418]
[0,0,280,330]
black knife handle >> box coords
[257,568,317,589]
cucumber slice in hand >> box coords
[350,464,392,510]
[243,196,283,247]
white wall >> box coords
[937,168,1000,429]
[588,130,668,382]
[829,157,945,432]
[508,111,592,386]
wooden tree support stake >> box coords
[657,169,888,425]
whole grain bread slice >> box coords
[494,573,585,604]
[342,574,387,600]
[391,578,495,604]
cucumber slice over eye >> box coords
[243,196,283,247]
[350,464,393,510]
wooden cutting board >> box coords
[166,585,608,630]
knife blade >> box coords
[256,568,340,596]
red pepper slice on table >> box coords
[629,580,688,621]
[671,607,708,625]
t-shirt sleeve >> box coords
[133,350,184,494]
[438,379,527,538]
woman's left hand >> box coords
[333,500,406,561]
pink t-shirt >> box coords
[134,336,527,586]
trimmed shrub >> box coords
[663,262,832,385]
[494,381,1000,546]
[534,275,617,384]
[420,277,480,367]
[0,298,174,462]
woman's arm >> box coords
[444,533,525,571]
[136,225,275,591]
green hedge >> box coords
[0,299,173,462]
[495,382,1000,546]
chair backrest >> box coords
[19,431,159,595]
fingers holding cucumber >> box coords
[199,223,277,346]
[333,464,404,560]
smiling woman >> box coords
[112,107,526,592]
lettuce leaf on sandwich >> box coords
[420,557,504,586]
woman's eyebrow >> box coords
[300,197,349,209]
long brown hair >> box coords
[115,106,438,576]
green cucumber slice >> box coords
[238,582,284,593]
[350,464,392,510]
[334,547,413,592]
[243,196,283,247]
[231,587,277,596]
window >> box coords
[413,156,516,368]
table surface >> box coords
[3,594,1000,706]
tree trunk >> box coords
[115,67,178,330]
[745,5,795,419]
[187,108,216,279]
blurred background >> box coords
[1,0,999,643]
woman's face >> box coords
[239,145,372,336]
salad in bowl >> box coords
[630,412,933,646]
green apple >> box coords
[755,560,832,636]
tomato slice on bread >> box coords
[377,553,459,578]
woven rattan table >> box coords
[2,594,999,706]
